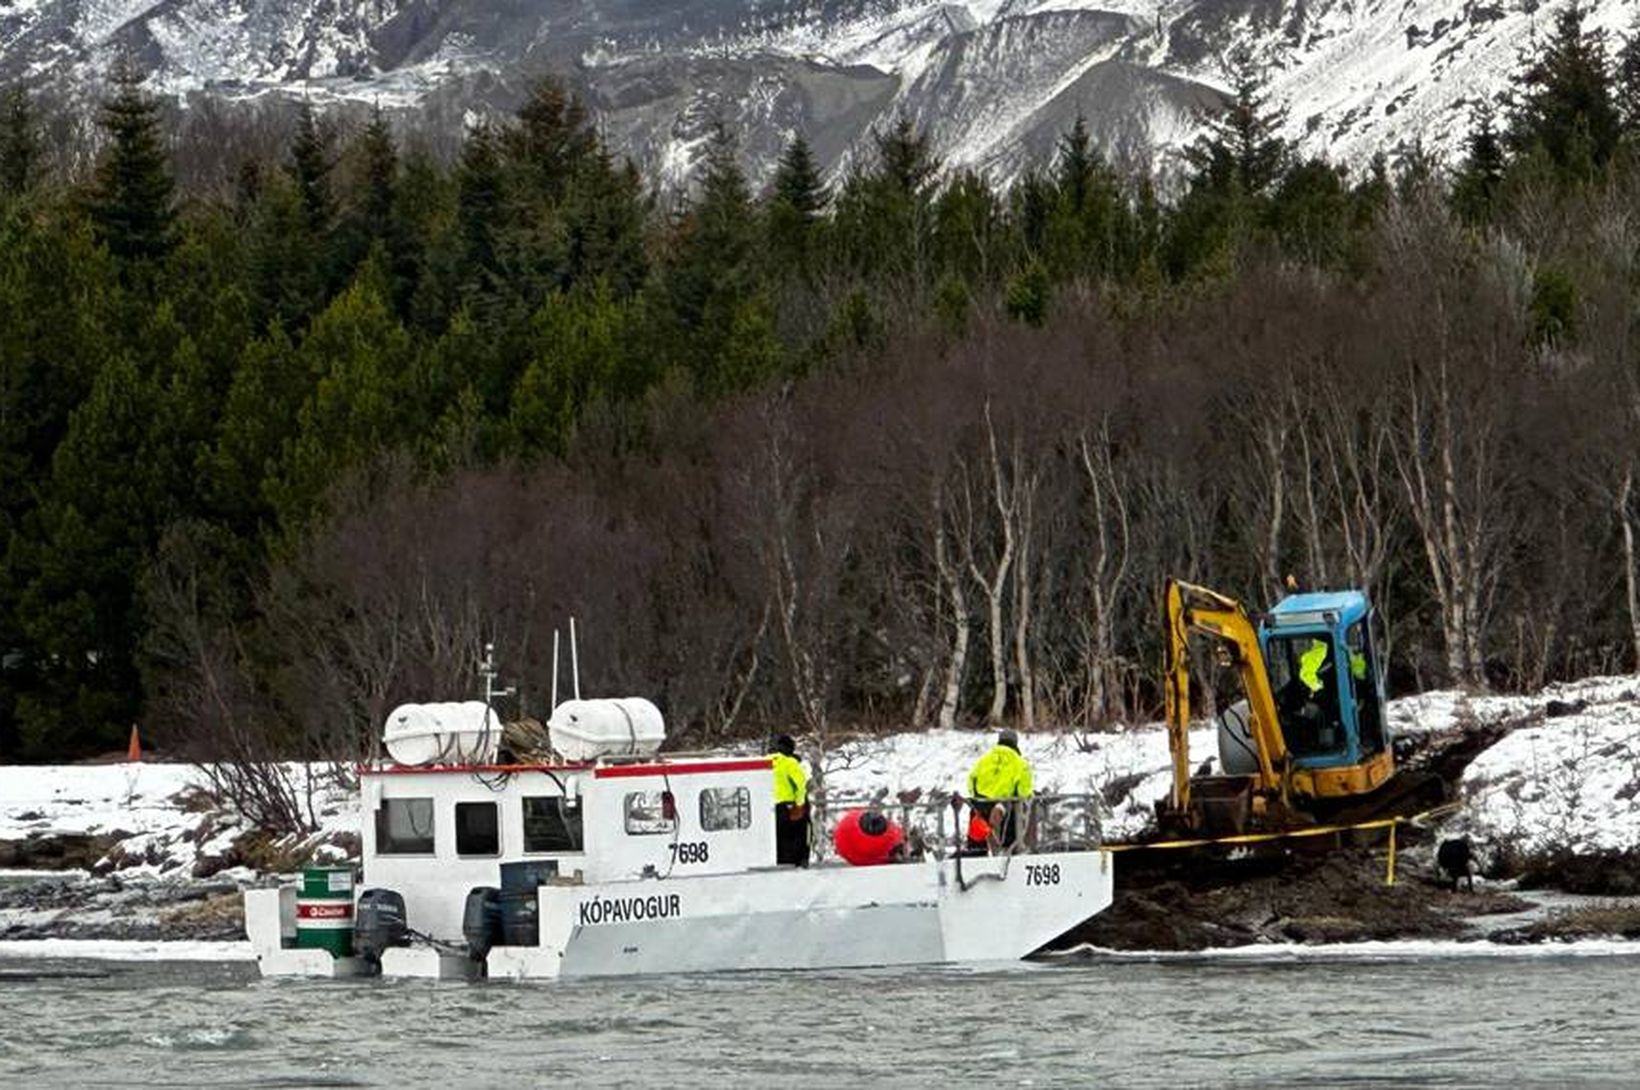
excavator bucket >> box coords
[1190,777,1255,836]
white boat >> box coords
[245,707,1114,982]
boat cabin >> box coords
[363,756,778,940]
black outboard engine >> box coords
[354,888,409,964]
[463,886,502,962]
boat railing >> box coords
[809,791,1106,863]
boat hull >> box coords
[249,849,1113,982]
[490,848,1112,980]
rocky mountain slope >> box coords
[1,0,1634,185]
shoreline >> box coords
[4,673,1637,957]
[4,929,1640,967]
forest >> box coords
[2,6,1639,788]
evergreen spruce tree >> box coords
[1012,169,1053,259]
[508,284,625,456]
[1046,115,1119,278]
[232,158,263,222]
[661,122,777,395]
[1184,59,1290,200]
[207,325,304,530]
[1267,158,1350,265]
[933,170,1002,287]
[12,299,214,756]
[91,58,175,267]
[0,87,40,199]
[357,105,398,241]
[561,149,650,299]
[873,116,940,200]
[1505,2,1620,178]
[1171,58,1290,277]
[247,174,326,328]
[286,101,335,236]
[1452,101,1507,224]
[766,133,828,275]
[1054,114,1097,213]
[270,272,417,529]
[455,121,506,305]
[506,76,597,207]
[834,116,940,281]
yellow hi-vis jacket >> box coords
[1299,639,1329,692]
[1299,640,1367,692]
[967,745,1033,800]
[771,752,808,806]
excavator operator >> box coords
[1285,638,1352,756]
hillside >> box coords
[2,0,1636,184]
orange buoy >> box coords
[833,808,905,866]
[127,725,142,763]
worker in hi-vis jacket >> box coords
[965,729,1034,852]
[770,734,810,867]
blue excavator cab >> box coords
[1256,590,1389,771]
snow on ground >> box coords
[0,762,357,878]
[0,762,198,842]
[1389,675,1640,858]
[1054,936,1640,962]
[0,938,252,961]
[2,675,1636,876]
[822,674,1640,852]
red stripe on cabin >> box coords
[593,758,772,779]
[358,762,592,776]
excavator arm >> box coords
[1162,578,1290,814]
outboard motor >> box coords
[353,888,409,964]
[463,886,502,962]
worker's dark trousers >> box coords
[775,803,811,867]
[967,798,1021,852]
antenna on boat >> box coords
[569,616,582,700]
[551,628,561,710]
[478,642,515,747]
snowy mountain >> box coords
[1,0,1634,186]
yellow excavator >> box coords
[1158,578,1440,837]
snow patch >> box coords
[1052,936,1640,961]
[0,938,254,961]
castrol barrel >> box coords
[295,866,356,957]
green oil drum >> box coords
[295,866,356,957]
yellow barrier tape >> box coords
[1105,800,1462,853]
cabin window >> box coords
[523,796,583,853]
[375,797,435,854]
[455,801,500,856]
[699,786,752,832]
[623,791,676,836]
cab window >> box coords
[455,801,499,856]
[1267,633,1345,759]
[623,791,676,836]
[376,797,435,854]
[700,786,751,832]
[1349,619,1387,756]
[523,796,583,852]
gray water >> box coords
[2,951,1637,1087]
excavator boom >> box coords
[1163,579,1290,814]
